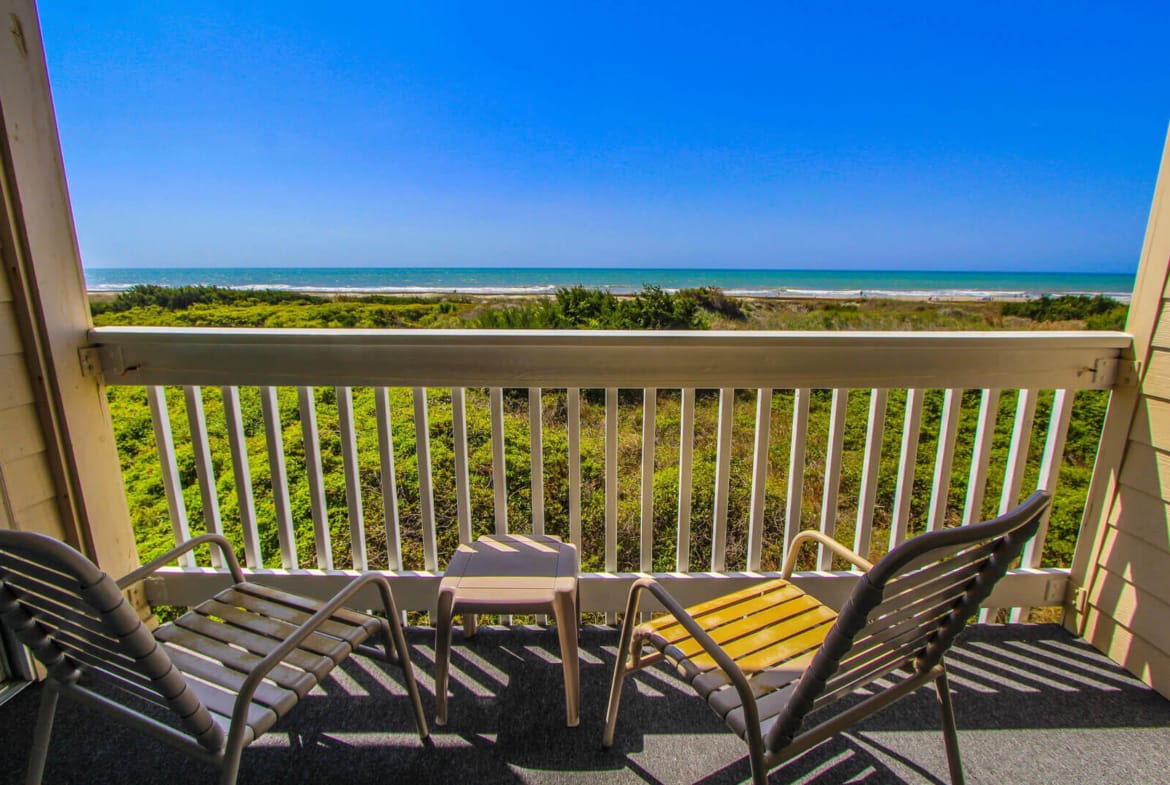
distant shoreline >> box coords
[85,285,1132,305]
[82,267,1135,304]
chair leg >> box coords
[602,586,644,748]
[218,741,245,785]
[388,611,430,741]
[552,590,580,727]
[747,746,769,785]
[434,588,456,727]
[372,578,429,740]
[935,666,966,785]
[25,682,59,785]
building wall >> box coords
[0,0,137,577]
[1077,130,1170,697]
[0,262,69,540]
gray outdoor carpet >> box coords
[1,623,1167,785]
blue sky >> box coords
[39,2,1170,272]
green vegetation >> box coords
[92,284,472,328]
[95,289,1126,585]
[466,285,742,330]
[1001,294,1129,331]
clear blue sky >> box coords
[39,2,1170,272]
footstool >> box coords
[434,534,580,726]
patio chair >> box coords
[0,531,430,785]
[603,491,1051,785]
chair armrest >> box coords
[622,578,764,748]
[781,531,873,580]
[228,573,400,738]
[116,533,245,589]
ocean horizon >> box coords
[83,267,1137,301]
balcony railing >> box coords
[90,327,1130,618]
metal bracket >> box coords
[1072,585,1089,615]
[1043,575,1066,605]
[1087,357,1119,387]
[78,345,102,377]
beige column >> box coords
[0,1,138,578]
[1069,127,1170,697]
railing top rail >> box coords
[90,327,1131,390]
[90,325,1132,346]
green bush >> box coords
[1001,295,1128,329]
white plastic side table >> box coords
[434,534,580,726]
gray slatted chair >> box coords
[0,531,429,785]
[603,491,1051,785]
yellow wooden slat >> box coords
[650,593,825,658]
[694,613,835,676]
[720,606,837,666]
[644,580,802,641]
[665,603,837,675]
[644,579,792,632]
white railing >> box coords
[92,327,1129,616]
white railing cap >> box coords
[90,327,1131,390]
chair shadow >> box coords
[1,623,1166,785]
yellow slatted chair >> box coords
[603,492,1051,785]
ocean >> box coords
[83,267,1136,301]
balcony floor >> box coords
[3,623,1168,785]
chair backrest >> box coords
[766,490,1050,752]
[0,530,225,751]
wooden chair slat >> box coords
[645,585,812,645]
[643,579,796,634]
[644,593,824,655]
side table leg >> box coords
[552,589,580,727]
[435,588,456,725]
[464,611,477,638]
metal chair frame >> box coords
[0,532,429,785]
[603,491,1051,785]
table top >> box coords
[440,534,578,605]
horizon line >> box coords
[83,265,1137,275]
